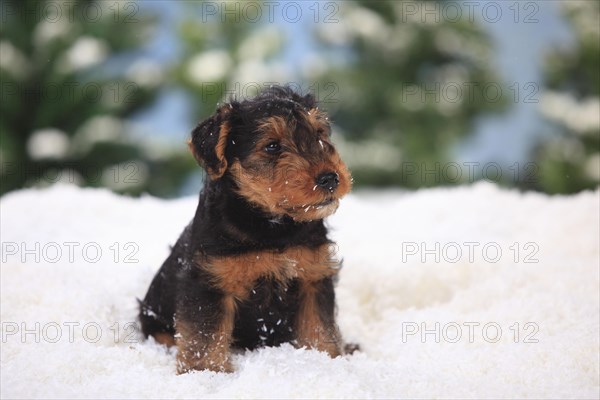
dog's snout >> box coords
[316,172,339,192]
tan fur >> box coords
[175,296,236,374]
[257,116,290,140]
[198,244,340,300]
[153,332,176,347]
[229,152,351,222]
[295,281,341,357]
[211,121,230,178]
[306,107,330,132]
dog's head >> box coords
[189,86,352,222]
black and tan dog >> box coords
[139,86,354,373]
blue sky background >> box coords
[130,1,574,168]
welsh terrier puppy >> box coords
[139,86,354,373]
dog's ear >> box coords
[188,104,234,180]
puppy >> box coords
[139,86,354,373]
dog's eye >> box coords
[264,141,281,154]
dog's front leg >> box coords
[295,277,342,357]
[174,293,236,374]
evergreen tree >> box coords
[174,1,288,124]
[533,0,599,194]
[306,0,507,187]
[0,0,191,197]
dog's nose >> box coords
[316,172,339,192]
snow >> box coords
[1,182,599,399]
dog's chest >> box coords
[232,277,300,349]
[201,244,339,299]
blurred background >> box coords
[1,0,598,198]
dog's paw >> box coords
[176,360,234,374]
[176,351,234,374]
[343,343,361,355]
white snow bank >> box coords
[1,183,599,399]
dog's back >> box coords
[139,223,192,343]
